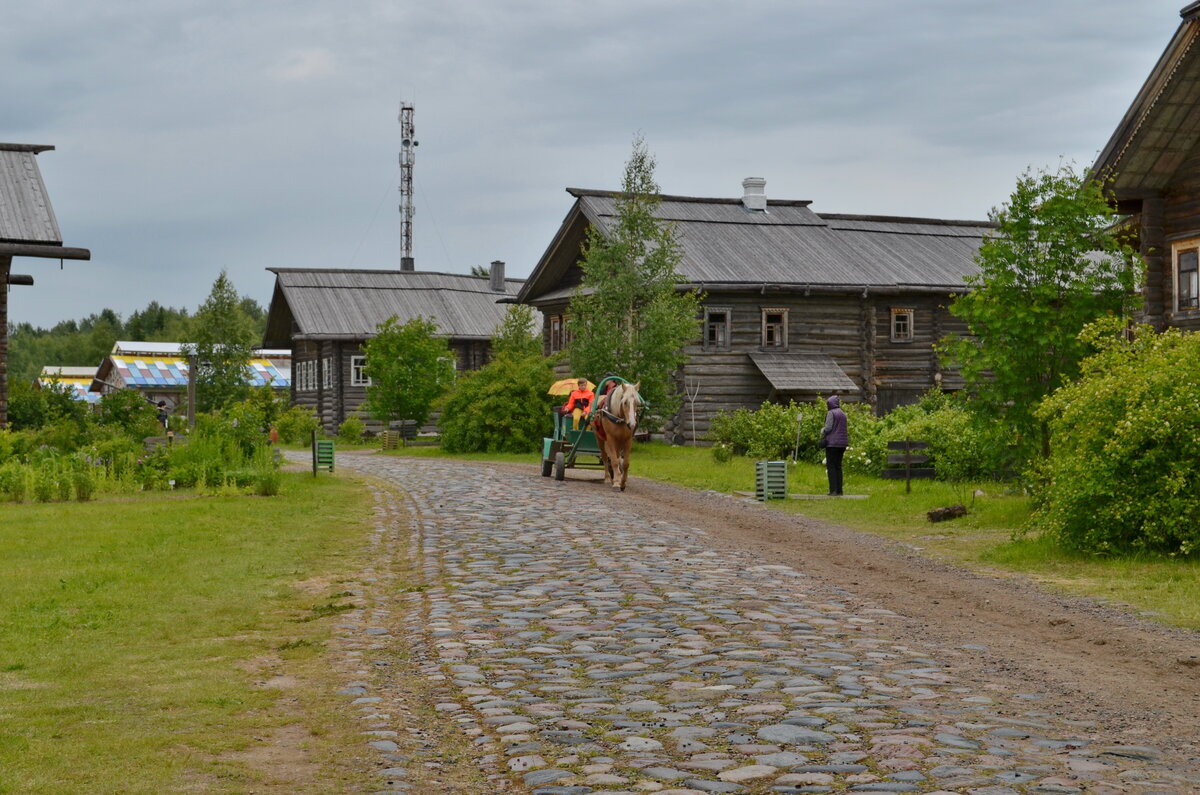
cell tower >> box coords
[398,102,417,271]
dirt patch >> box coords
[223,723,320,790]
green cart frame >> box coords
[541,376,639,481]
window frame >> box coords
[549,315,564,353]
[350,355,372,387]
[890,307,915,343]
[322,357,333,390]
[703,306,732,351]
[1175,242,1200,312]
[760,307,788,350]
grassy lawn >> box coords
[0,474,374,794]
[382,441,1200,629]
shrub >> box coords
[1032,321,1200,555]
[711,442,733,463]
[275,406,320,444]
[709,398,883,472]
[337,415,366,445]
[255,467,282,496]
[96,389,162,438]
[73,462,97,502]
[439,353,556,454]
[0,461,28,502]
[878,389,1013,482]
[32,464,56,503]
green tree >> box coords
[185,270,257,413]
[941,163,1141,459]
[439,307,555,453]
[566,136,700,421]
[362,316,454,431]
[491,304,542,360]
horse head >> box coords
[612,382,640,432]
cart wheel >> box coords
[554,452,566,481]
[540,456,553,477]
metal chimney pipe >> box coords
[489,260,505,292]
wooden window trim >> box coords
[704,306,732,351]
[890,308,915,343]
[760,307,788,350]
[1174,242,1200,312]
[350,355,372,387]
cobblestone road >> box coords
[333,454,1197,795]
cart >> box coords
[540,376,629,480]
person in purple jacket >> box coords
[820,395,849,496]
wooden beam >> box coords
[0,243,90,260]
[0,256,10,429]
[7,274,32,286]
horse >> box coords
[594,381,640,492]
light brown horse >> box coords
[595,382,640,492]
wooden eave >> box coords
[514,198,590,304]
[1093,11,1200,196]
[0,243,90,260]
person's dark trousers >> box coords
[826,446,846,495]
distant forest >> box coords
[8,296,267,384]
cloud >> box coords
[270,47,336,82]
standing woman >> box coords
[820,395,849,496]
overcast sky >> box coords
[3,0,1188,328]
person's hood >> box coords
[826,395,840,409]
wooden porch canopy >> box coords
[748,352,859,394]
[0,142,91,428]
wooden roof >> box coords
[516,189,991,305]
[263,268,526,346]
[0,143,89,260]
[748,352,859,393]
[1092,5,1200,198]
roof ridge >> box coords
[819,212,994,227]
[567,187,813,207]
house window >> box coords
[1177,246,1199,311]
[351,355,371,387]
[322,357,333,390]
[704,307,731,350]
[549,315,565,353]
[761,308,787,348]
[891,308,915,342]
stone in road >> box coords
[338,454,1197,794]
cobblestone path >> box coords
[336,455,1197,794]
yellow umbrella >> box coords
[548,378,595,396]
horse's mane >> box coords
[609,383,639,431]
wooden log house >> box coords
[516,181,992,443]
[1092,1,1200,331]
[262,263,523,433]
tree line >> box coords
[8,284,266,383]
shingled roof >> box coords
[517,188,991,305]
[263,268,524,346]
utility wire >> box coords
[348,164,401,269]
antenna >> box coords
[398,102,417,271]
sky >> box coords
[2,0,1189,328]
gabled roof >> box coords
[263,268,525,346]
[1092,5,1200,197]
[92,355,289,392]
[0,143,89,260]
[516,189,991,305]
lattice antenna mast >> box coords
[399,102,418,271]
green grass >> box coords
[0,474,373,794]
[383,440,1200,629]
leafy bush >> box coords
[275,406,320,444]
[1032,321,1200,555]
[439,352,556,454]
[337,415,365,445]
[0,461,28,502]
[878,389,1014,482]
[709,399,883,473]
[32,464,56,503]
[72,461,97,502]
[96,389,161,438]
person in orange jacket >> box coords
[562,378,594,430]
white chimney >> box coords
[489,260,506,292]
[741,177,767,212]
